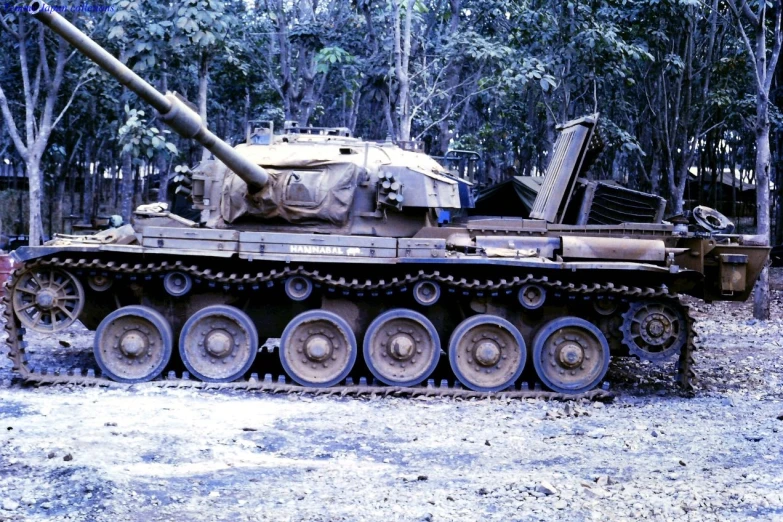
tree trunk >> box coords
[16,163,24,235]
[82,140,94,222]
[392,0,413,142]
[199,51,210,162]
[650,152,661,197]
[53,169,65,236]
[26,157,44,246]
[156,154,169,203]
[753,105,771,320]
[120,152,134,223]
[383,93,395,140]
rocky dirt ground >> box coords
[0,271,782,522]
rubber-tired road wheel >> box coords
[363,308,440,387]
[280,310,357,387]
[532,316,609,394]
[448,315,526,392]
[94,305,173,383]
[179,305,258,383]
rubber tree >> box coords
[0,13,89,245]
[727,0,782,321]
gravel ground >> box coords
[0,270,782,522]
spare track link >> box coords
[2,256,697,399]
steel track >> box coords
[2,256,698,400]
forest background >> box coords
[0,0,781,317]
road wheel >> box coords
[280,310,357,387]
[94,305,172,383]
[179,305,258,382]
[364,309,440,387]
[532,316,609,394]
[448,315,526,392]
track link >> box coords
[2,256,698,400]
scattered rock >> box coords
[47,451,56,459]
[58,339,71,347]
[242,427,258,432]
[594,475,616,487]
[63,453,73,462]
[553,499,568,510]
[744,434,764,442]
[208,491,220,498]
[776,413,783,421]
[651,430,659,438]
[1,500,19,511]
[536,481,558,496]
[41,502,52,510]
[679,460,686,467]
[477,488,489,496]
[484,440,491,446]
[400,474,428,483]
[583,486,610,499]
[104,422,117,427]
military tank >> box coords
[2,1,769,398]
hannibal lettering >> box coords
[289,245,352,255]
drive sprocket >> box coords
[621,299,687,362]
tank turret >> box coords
[30,0,470,235]
[30,0,269,191]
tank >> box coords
[2,1,769,398]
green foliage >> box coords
[315,47,354,74]
[2,0,781,238]
[118,105,178,161]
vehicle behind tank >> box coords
[2,1,769,398]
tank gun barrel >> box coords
[28,0,269,190]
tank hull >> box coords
[3,223,767,397]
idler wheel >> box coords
[518,284,546,310]
[532,316,609,394]
[621,300,687,361]
[179,305,258,382]
[163,271,192,297]
[448,315,526,392]
[280,310,357,387]
[12,267,84,333]
[284,276,313,301]
[363,309,440,387]
[94,305,173,383]
[412,280,440,306]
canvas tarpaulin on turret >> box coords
[221,161,361,225]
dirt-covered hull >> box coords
[3,221,767,397]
